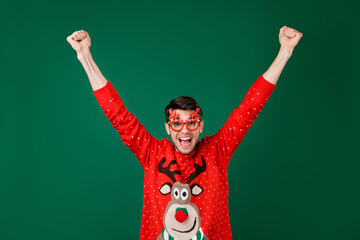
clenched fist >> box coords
[279,26,303,52]
[66,30,91,54]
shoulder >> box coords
[199,136,216,150]
[160,138,172,145]
[156,138,174,152]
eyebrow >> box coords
[176,116,193,120]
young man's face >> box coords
[165,109,204,155]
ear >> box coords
[165,122,171,135]
[160,182,172,195]
[199,120,204,133]
[190,183,204,196]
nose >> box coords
[179,123,190,133]
[175,208,188,223]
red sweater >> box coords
[93,75,276,239]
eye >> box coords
[181,189,188,200]
[174,122,182,126]
[174,188,180,199]
[188,121,196,126]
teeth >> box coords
[179,137,191,140]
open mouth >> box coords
[178,137,192,147]
[172,218,197,233]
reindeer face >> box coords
[157,156,208,240]
[161,182,202,239]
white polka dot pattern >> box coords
[92,75,276,239]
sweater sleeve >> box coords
[210,75,276,168]
[92,80,160,169]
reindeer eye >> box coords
[174,188,180,199]
[181,189,189,200]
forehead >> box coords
[172,109,194,119]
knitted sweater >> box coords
[92,75,276,239]
[162,227,206,240]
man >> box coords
[66,26,302,239]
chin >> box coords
[176,145,196,155]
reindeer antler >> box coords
[168,109,179,125]
[190,108,200,120]
[158,158,181,183]
[186,155,207,184]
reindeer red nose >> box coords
[175,208,188,223]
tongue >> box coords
[180,139,191,147]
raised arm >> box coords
[66,30,107,90]
[263,26,303,85]
[66,30,160,168]
[210,26,303,167]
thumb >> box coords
[295,32,303,39]
[66,36,76,44]
[66,36,79,50]
[279,26,287,35]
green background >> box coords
[0,0,358,239]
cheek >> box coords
[171,132,178,141]
[194,132,200,140]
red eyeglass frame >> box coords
[168,119,201,132]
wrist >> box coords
[77,48,91,60]
[279,45,293,58]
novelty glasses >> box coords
[168,119,201,132]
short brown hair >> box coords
[165,96,203,122]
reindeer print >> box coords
[157,156,208,240]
